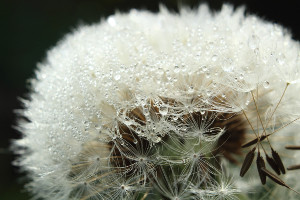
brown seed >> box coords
[287,164,300,170]
[241,134,270,148]
[266,154,281,175]
[262,168,300,195]
[261,167,287,187]
[256,152,266,185]
[240,147,256,177]
[271,148,286,174]
[285,145,300,150]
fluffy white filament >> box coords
[14,4,300,200]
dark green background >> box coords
[1,0,299,199]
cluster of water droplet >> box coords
[14,4,300,200]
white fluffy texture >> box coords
[15,4,300,200]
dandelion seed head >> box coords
[14,3,300,200]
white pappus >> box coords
[13,4,300,200]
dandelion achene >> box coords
[240,147,256,177]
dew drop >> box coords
[136,127,141,134]
[181,65,186,72]
[124,119,132,126]
[276,53,286,65]
[154,137,161,143]
[211,55,218,62]
[263,81,270,88]
[94,124,101,130]
[206,90,212,96]
[205,72,210,78]
[239,73,244,80]
[114,74,121,80]
[108,16,116,27]
[245,100,250,106]
[248,34,260,50]
[174,65,180,73]
[202,65,208,72]
[254,48,260,56]
[222,64,234,72]
[188,86,194,94]
[159,106,168,115]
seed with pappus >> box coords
[13,4,300,200]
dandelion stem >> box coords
[141,190,149,200]
[86,170,117,183]
[265,83,289,130]
[250,90,269,152]
[242,110,258,137]
[270,116,300,136]
[242,108,266,153]
[261,83,289,145]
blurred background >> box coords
[1,0,300,199]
